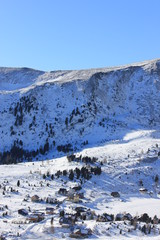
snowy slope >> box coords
[1,59,160,162]
[1,59,160,239]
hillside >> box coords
[1,60,160,239]
[1,59,160,163]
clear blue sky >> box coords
[0,0,160,71]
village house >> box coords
[67,193,80,203]
[153,215,159,224]
[123,213,132,221]
[72,185,82,191]
[18,209,28,216]
[115,213,133,221]
[74,207,96,221]
[46,207,54,215]
[27,213,44,223]
[75,206,88,213]
[111,191,120,198]
[46,196,59,204]
[81,209,96,220]
[58,188,68,195]
[77,192,84,199]
[96,213,114,222]
[139,188,148,194]
[115,213,125,221]
[31,195,41,202]
[59,215,76,227]
[70,227,92,238]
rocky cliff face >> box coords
[0,59,160,163]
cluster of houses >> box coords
[17,197,160,238]
[16,188,160,234]
[1,149,160,239]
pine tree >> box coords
[51,217,54,225]
[17,180,20,187]
[69,170,74,181]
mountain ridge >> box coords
[0,58,160,92]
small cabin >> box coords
[81,210,96,220]
[77,192,84,199]
[115,213,124,221]
[27,213,44,223]
[123,213,132,221]
[139,188,148,194]
[67,194,80,203]
[46,207,54,215]
[18,209,28,216]
[59,216,75,227]
[70,228,92,238]
[58,188,68,195]
[46,197,58,204]
[72,185,82,191]
[111,192,120,198]
[97,213,114,222]
[31,195,40,202]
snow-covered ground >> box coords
[1,59,160,239]
[1,130,160,239]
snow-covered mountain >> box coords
[1,59,160,163]
[1,59,160,239]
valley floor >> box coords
[1,130,160,239]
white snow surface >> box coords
[1,59,160,239]
[1,58,160,155]
[1,131,160,239]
